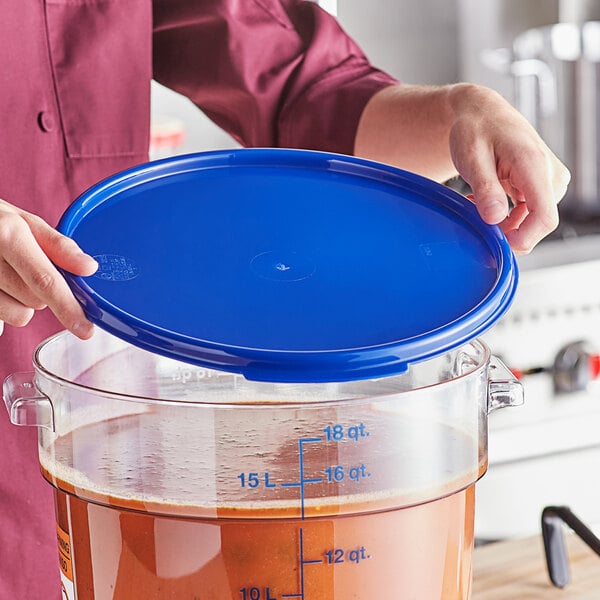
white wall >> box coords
[337,0,459,84]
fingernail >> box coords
[481,198,508,223]
[83,255,99,274]
[73,321,94,339]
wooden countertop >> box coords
[473,534,600,598]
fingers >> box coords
[458,140,566,253]
[448,85,570,254]
[499,202,529,235]
[24,213,98,276]
[449,123,514,226]
[502,198,558,255]
[0,260,48,310]
[0,204,97,338]
[460,143,510,225]
[497,150,565,254]
[0,288,35,328]
[464,155,564,253]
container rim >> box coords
[32,331,492,409]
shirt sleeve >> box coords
[152,0,398,155]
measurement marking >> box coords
[299,437,321,519]
[282,438,326,599]
[278,437,323,518]
[299,527,306,599]
[280,477,322,488]
[280,527,308,600]
[241,436,331,599]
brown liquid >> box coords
[42,410,482,600]
[52,484,474,600]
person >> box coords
[0,1,569,598]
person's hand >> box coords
[447,84,570,254]
[354,83,571,254]
[0,199,98,337]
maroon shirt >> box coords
[0,0,396,596]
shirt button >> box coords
[38,111,56,132]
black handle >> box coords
[541,505,600,588]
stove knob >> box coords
[553,341,600,394]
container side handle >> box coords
[2,372,55,431]
[488,355,524,413]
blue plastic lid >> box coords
[58,148,517,383]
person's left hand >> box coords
[447,85,570,254]
[354,83,571,254]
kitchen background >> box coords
[152,0,600,545]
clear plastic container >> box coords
[4,329,522,600]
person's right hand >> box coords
[0,199,98,338]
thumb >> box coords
[452,139,509,224]
[466,171,509,225]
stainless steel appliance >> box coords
[457,0,559,103]
[459,2,600,217]
[478,229,600,541]
[509,21,600,216]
